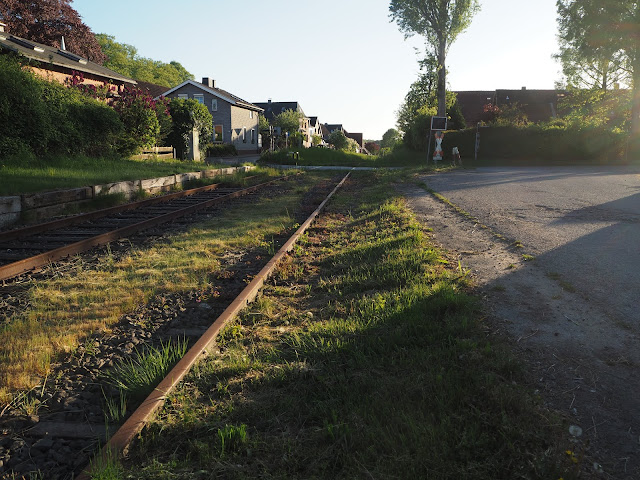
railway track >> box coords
[0,172,350,480]
[0,174,289,283]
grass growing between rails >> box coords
[0,171,322,402]
[0,153,231,196]
[260,146,434,168]
[121,172,577,479]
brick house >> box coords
[254,101,312,148]
[160,78,263,153]
[455,88,565,127]
[0,23,136,91]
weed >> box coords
[101,338,188,401]
[522,254,536,261]
[103,389,128,423]
[216,423,248,457]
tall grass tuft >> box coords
[102,338,188,401]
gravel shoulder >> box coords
[400,174,640,480]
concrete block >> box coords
[22,187,93,210]
[0,196,21,215]
[175,171,202,185]
[202,169,223,179]
[94,180,141,198]
[139,175,176,194]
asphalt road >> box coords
[423,166,640,326]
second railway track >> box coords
[0,174,293,282]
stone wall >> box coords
[0,166,255,230]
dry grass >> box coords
[0,173,321,402]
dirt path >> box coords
[400,180,639,480]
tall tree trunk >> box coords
[437,41,447,118]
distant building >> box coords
[455,87,565,127]
[160,78,263,153]
[0,23,135,91]
[254,100,311,148]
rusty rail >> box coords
[0,175,286,282]
[78,171,351,478]
[0,175,261,243]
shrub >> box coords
[167,98,213,160]
[440,124,628,165]
[206,143,238,157]
[0,54,123,158]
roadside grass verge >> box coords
[260,146,435,168]
[0,171,324,402]
[0,153,231,195]
[122,172,576,479]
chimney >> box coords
[60,36,66,50]
[202,77,216,89]
[522,86,527,90]
[0,22,6,33]
[268,99,272,104]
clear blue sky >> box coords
[72,0,561,140]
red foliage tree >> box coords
[0,0,105,63]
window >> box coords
[242,127,247,143]
[194,94,204,104]
[214,125,223,142]
[211,99,218,111]
[249,110,254,119]
[251,129,256,144]
[178,94,188,100]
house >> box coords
[322,124,365,152]
[160,78,264,153]
[254,101,311,148]
[455,88,565,127]
[345,132,364,149]
[0,23,136,91]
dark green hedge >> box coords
[439,125,630,165]
[0,54,123,158]
[205,143,238,157]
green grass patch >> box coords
[0,170,324,400]
[0,153,228,195]
[102,338,188,402]
[120,171,577,479]
[260,146,434,168]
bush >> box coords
[0,54,123,158]
[167,98,213,160]
[440,124,629,165]
[205,143,238,157]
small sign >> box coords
[431,116,448,131]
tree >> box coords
[381,128,402,148]
[95,34,194,87]
[0,0,105,63]
[273,109,303,135]
[365,141,381,154]
[327,130,350,150]
[397,69,466,136]
[553,1,640,149]
[390,0,480,117]
[555,0,629,90]
[167,98,213,160]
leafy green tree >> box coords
[554,1,640,149]
[555,0,629,90]
[273,109,303,134]
[167,98,213,160]
[328,130,350,150]
[381,128,402,148]
[390,0,480,117]
[312,134,323,146]
[95,34,194,87]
